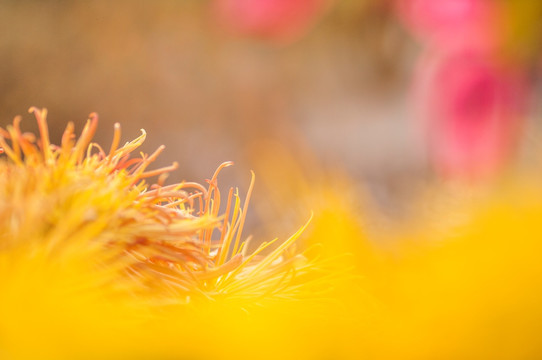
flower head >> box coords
[415,50,528,180]
[0,108,337,359]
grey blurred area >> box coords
[0,0,429,233]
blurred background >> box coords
[1,0,540,240]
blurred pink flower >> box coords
[396,0,495,49]
[416,50,528,180]
[213,0,330,44]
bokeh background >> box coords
[2,0,540,239]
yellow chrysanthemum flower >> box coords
[0,108,344,360]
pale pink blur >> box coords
[213,0,330,43]
[396,0,495,50]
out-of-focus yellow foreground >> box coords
[1,110,542,360]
